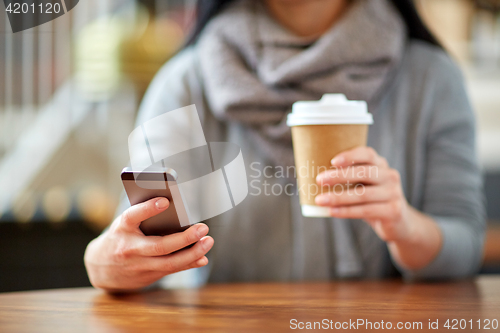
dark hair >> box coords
[185,0,442,48]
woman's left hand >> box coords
[315,146,413,243]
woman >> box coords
[85,0,485,292]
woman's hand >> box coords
[315,146,442,270]
[315,146,411,242]
[84,197,214,293]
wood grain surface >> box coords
[0,277,499,332]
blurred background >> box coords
[0,0,499,292]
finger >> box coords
[328,201,403,221]
[119,197,169,232]
[158,236,214,274]
[317,165,392,186]
[315,185,399,207]
[331,146,388,167]
[143,255,210,275]
[137,223,210,257]
[185,256,209,269]
[162,256,210,276]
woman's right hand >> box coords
[84,197,214,293]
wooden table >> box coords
[485,224,500,266]
[0,277,499,332]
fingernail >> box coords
[316,173,325,183]
[201,237,213,251]
[197,257,208,266]
[155,198,169,209]
[330,207,340,214]
[315,195,329,205]
[331,156,344,165]
[196,224,209,238]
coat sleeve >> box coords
[399,47,486,280]
[111,48,210,288]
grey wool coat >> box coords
[116,39,485,288]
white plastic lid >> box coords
[287,94,373,126]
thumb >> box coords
[119,197,169,232]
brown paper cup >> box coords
[291,124,369,217]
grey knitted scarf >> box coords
[197,0,406,168]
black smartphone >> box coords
[121,167,191,236]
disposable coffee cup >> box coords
[287,94,373,218]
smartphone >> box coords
[121,167,191,236]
